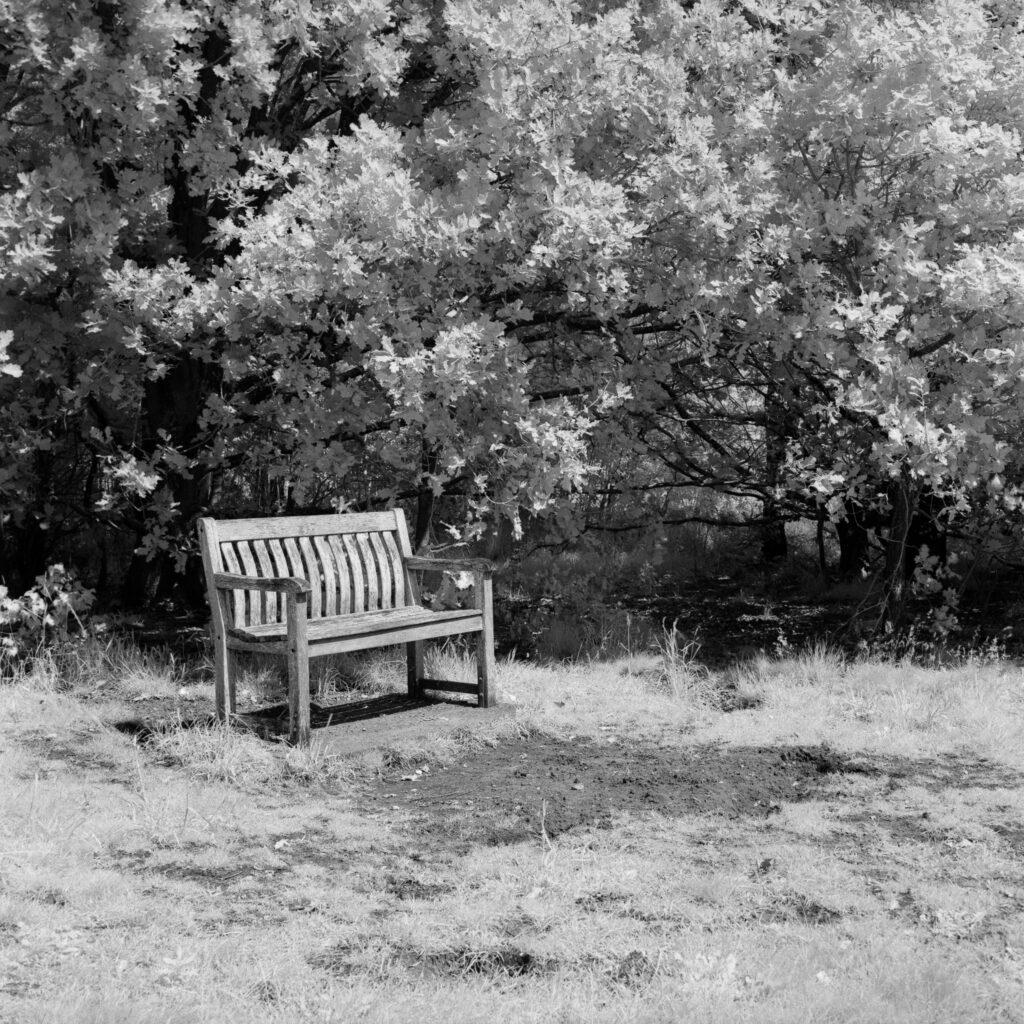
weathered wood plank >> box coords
[342,534,366,612]
[298,536,322,619]
[224,638,288,655]
[212,572,310,593]
[230,619,482,658]
[327,534,352,613]
[406,556,495,573]
[285,591,310,746]
[251,540,280,622]
[392,511,419,605]
[313,536,338,616]
[393,511,414,558]
[356,533,380,610]
[211,511,401,542]
[290,617,484,658]
[228,605,481,643]
[197,518,232,721]
[382,532,407,607]
[476,573,496,708]
[235,541,262,625]
[267,538,290,597]
[407,640,424,698]
[369,532,393,608]
[282,536,304,587]
[219,543,246,626]
[417,679,480,695]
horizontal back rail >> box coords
[212,511,402,543]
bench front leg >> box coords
[212,590,237,722]
[475,573,496,708]
[286,590,311,745]
[212,630,238,722]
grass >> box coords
[2,634,1024,1023]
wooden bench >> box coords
[197,511,495,745]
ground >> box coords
[2,641,1024,1023]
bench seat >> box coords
[227,605,482,651]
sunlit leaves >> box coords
[2,0,1024,576]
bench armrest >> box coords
[405,556,494,576]
[212,572,311,594]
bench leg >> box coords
[407,641,424,698]
[476,576,496,708]
[286,592,311,746]
[213,633,237,722]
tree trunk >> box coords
[413,442,439,553]
[760,512,788,563]
[121,355,217,608]
[816,502,828,578]
[120,30,229,610]
[0,516,50,595]
[761,365,790,564]
[882,474,918,631]
[905,487,947,579]
[836,501,873,580]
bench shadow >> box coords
[112,715,217,745]
[112,693,468,745]
[236,693,472,740]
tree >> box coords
[2,0,1023,640]
[761,0,1024,626]
[1,0,436,594]
[2,0,776,597]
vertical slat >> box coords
[393,510,419,605]
[328,535,353,613]
[369,532,393,608]
[342,534,366,611]
[283,537,305,585]
[314,536,338,616]
[298,536,322,619]
[267,538,290,618]
[251,540,280,622]
[219,542,247,626]
[382,532,406,607]
[356,533,380,609]
[235,540,263,625]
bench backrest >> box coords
[197,511,417,630]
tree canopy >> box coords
[2,0,1023,623]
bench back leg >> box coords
[476,576,496,708]
[286,592,311,745]
[407,641,424,698]
[213,633,238,721]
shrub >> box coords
[0,564,95,663]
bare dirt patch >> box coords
[360,736,880,846]
[361,735,1024,852]
[19,730,124,775]
[309,939,568,981]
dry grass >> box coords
[2,636,1023,1023]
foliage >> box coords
[0,564,95,660]
[2,0,1023,629]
